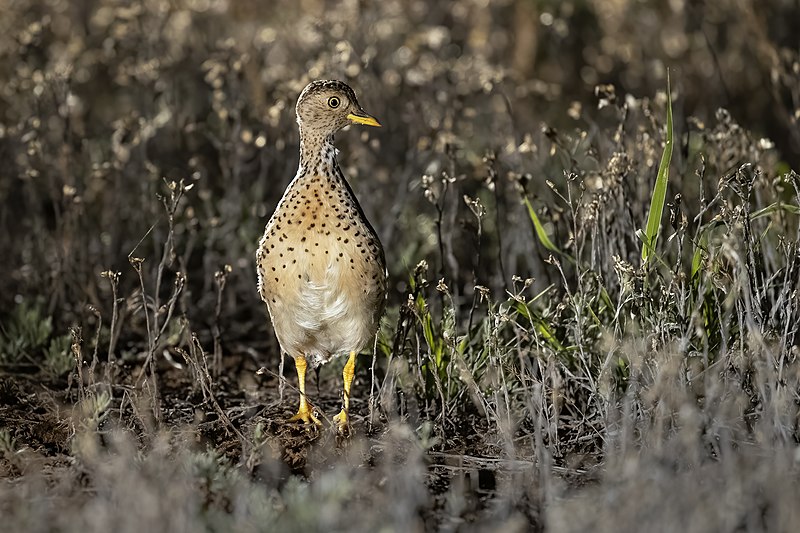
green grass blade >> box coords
[691,226,710,279]
[523,196,561,255]
[750,201,800,219]
[641,72,674,264]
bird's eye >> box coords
[327,96,341,109]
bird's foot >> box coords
[289,403,321,426]
[333,408,351,436]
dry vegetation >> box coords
[2,0,800,531]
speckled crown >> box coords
[297,80,360,109]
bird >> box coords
[256,80,387,434]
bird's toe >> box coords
[333,408,351,436]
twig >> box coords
[212,265,232,378]
[177,334,246,444]
[101,270,121,387]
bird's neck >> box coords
[298,129,338,177]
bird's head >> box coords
[295,80,381,137]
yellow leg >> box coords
[289,355,321,425]
[333,351,356,434]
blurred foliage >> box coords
[2,0,798,326]
[0,302,53,363]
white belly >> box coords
[266,252,382,367]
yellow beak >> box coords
[347,111,381,127]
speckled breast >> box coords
[256,170,386,366]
